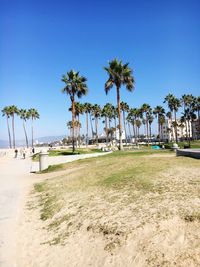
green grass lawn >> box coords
[32,147,104,161]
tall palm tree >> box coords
[159,114,166,142]
[9,105,19,149]
[126,113,133,140]
[1,106,12,148]
[28,108,40,148]
[83,102,92,147]
[135,119,142,141]
[67,120,81,144]
[104,59,135,150]
[193,96,200,139]
[153,105,165,143]
[19,109,30,148]
[181,94,194,141]
[102,103,113,145]
[142,118,146,139]
[92,104,101,144]
[141,103,151,144]
[61,70,88,152]
[128,108,138,143]
[120,101,129,145]
[164,94,181,143]
[75,102,84,147]
[147,113,154,141]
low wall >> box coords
[176,149,200,159]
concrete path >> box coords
[0,151,111,266]
[0,155,33,267]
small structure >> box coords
[39,150,49,171]
[172,143,179,151]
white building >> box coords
[115,129,125,141]
[161,119,192,141]
[192,119,200,139]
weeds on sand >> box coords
[32,151,200,252]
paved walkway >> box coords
[0,156,33,267]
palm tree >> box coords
[153,105,165,144]
[141,103,151,144]
[28,108,40,147]
[92,104,101,144]
[19,109,30,148]
[179,118,185,138]
[159,114,166,142]
[193,96,200,139]
[142,118,146,139]
[135,119,142,141]
[120,101,129,145]
[61,70,88,152]
[104,59,135,150]
[1,106,12,148]
[75,102,84,147]
[9,105,19,149]
[148,113,154,141]
[128,108,138,143]
[67,120,81,144]
[164,94,181,143]
[102,103,113,145]
[181,94,194,141]
[83,102,92,147]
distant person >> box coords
[32,147,35,154]
[22,148,26,159]
[14,149,18,158]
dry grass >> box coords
[27,150,200,266]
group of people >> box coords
[14,147,35,159]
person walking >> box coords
[14,149,18,158]
[22,148,26,159]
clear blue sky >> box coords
[1,0,200,140]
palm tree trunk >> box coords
[123,110,127,145]
[138,127,140,141]
[78,114,80,147]
[158,118,160,145]
[174,111,178,143]
[95,117,98,144]
[31,117,34,147]
[185,119,188,142]
[149,123,152,141]
[198,109,200,138]
[188,119,191,146]
[23,120,29,148]
[128,122,131,140]
[12,114,15,149]
[146,114,149,145]
[86,112,88,147]
[117,86,123,150]
[105,116,108,146]
[7,115,12,148]
[72,97,75,153]
[132,123,136,144]
[89,113,94,139]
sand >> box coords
[15,155,200,267]
[0,150,200,267]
